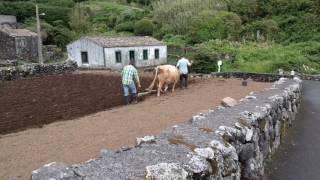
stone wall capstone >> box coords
[207,72,320,82]
[30,76,302,180]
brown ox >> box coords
[147,65,180,96]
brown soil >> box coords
[0,72,271,180]
[0,73,153,134]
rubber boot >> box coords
[131,93,138,104]
[180,75,184,89]
[124,96,130,105]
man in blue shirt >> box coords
[176,56,192,89]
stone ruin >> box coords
[31,76,302,180]
[0,15,38,63]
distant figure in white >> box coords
[176,56,192,89]
[217,60,222,72]
[278,69,284,75]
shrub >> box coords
[127,0,153,6]
[192,40,240,73]
[134,18,154,36]
[163,34,190,48]
[192,52,218,73]
[118,9,146,22]
[115,22,135,32]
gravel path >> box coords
[0,78,270,180]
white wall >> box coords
[0,15,17,26]
[104,45,167,69]
[67,39,167,69]
[67,38,105,67]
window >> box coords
[18,38,26,48]
[115,51,122,63]
[155,49,159,59]
[81,51,88,64]
[143,49,148,60]
[129,50,135,61]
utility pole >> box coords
[36,4,44,64]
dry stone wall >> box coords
[31,77,302,180]
[207,72,320,82]
[0,61,77,81]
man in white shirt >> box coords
[176,56,192,89]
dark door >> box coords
[129,50,135,65]
[81,51,88,64]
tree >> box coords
[228,0,259,22]
[24,18,54,45]
[152,0,228,35]
[127,0,154,6]
[190,11,241,43]
[51,25,73,49]
[69,3,91,33]
[242,19,279,41]
[24,17,73,48]
[73,0,88,3]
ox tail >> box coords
[146,66,159,91]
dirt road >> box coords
[0,78,270,180]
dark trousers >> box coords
[180,74,188,88]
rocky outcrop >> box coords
[31,77,302,180]
[0,61,77,81]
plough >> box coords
[138,89,157,98]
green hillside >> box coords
[1,0,319,74]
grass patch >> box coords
[192,40,320,74]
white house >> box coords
[67,36,167,69]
